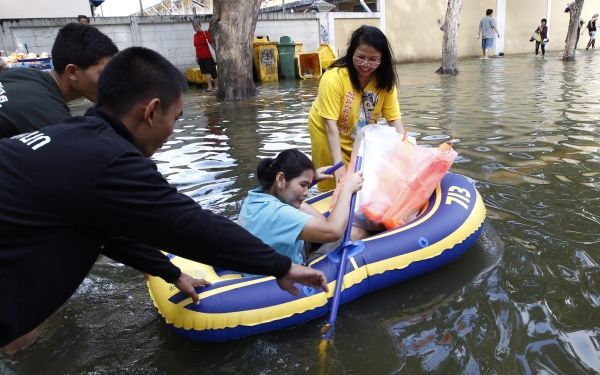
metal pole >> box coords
[138,0,144,16]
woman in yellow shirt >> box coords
[308,25,404,191]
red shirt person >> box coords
[193,21,218,91]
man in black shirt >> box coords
[0,23,118,138]
[0,23,213,353]
[0,47,328,351]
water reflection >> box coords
[4,51,600,374]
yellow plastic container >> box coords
[297,52,321,79]
[293,43,304,78]
[186,67,206,84]
[294,43,304,57]
[193,68,206,84]
[254,35,270,43]
[318,43,336,70]
[185,68,197,82]
[253,36,279,82]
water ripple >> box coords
[11,53,600,375]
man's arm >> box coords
[93,152,292,278]
[101,237,181,282]
[102,238,215,303]
[492,19,501,38]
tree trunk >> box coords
[563,0,585,60]
[211,0,262,101]
[436,0,463,75]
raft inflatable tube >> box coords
[147,172,486,342]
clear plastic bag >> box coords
[331,125,457,230]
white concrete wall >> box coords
[0,0,90,18]
[0,14,320,71]
[256,19,320,52]
[138,22,196,69]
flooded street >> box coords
[4,50,600,374]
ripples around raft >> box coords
[4,52,600,374]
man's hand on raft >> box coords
[276,263,329,296]
[174,273,211,305]
[174,265,328,304]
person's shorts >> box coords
[482,38,494,49]
[589,31,597,39]
[197,58,217,79]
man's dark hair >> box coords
[51,23,118,74]
[96,47,188,117]
[77,15,89,22]
[486,9,493,16]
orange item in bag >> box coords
[373,141,457,229]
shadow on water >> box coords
[4,51,600,374]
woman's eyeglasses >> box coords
[353,56,381,68]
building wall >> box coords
[3,1,600,69]
[382,0,600,61]
[255,14,320,51]
[504,0,547,55]
[333,17,379,57]
[383,0,501,62]
[458,0,497,57]
[495,0,600,55]
[385,0,445,62]
[0,14,320,71]
[0,0,90,18]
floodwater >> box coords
[3,51,600,374]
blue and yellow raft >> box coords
[147,172,486,342]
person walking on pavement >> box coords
[583,13,598,50]
[530,18,549,57]
[192,20,218,92]
[477,9,501,59]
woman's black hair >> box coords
[329,25,397,93]
[256,149,315,190]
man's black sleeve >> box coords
[101,237,181,283]
[90,152,292,278]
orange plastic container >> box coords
[297,52,321,79]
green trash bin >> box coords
[277,36,296,80]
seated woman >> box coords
[239,149,364,265]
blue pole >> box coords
[321,153,363,340]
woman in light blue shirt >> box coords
[239,149,363,264]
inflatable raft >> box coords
[147,172,486,342]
